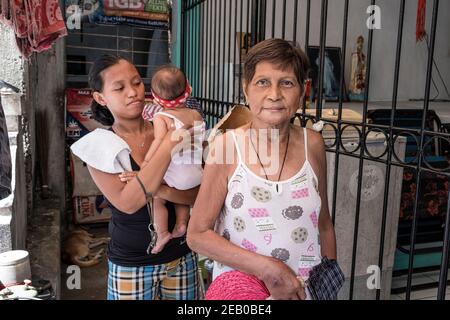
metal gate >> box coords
[181,0,450,300]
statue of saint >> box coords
[349,36,366,101]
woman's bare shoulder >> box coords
[304,128,327,160]
[305,128,325,146]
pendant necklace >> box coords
[114,122,148,150]
[249,123,290,193]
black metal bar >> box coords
[226,0,233,108]
[316,144,450,177]
[184,0,206,11]
[180,0,187,71]
[238,0,244,106]
[259,0,267,43]
[220,0,226,118]
[251,0,260,46]
[187,1,192,89]
[392,280,450,295]
[315,0,328,120]
[349,0,375,301]
[375,0,406,301]
[304,0,310,53]
[330,0,349,225]
[199,1,205,102]
[293,0,299,43]
[406,0,440,301]
[188,5,193,92]
[301,0,310,122]
[207,0,213,125]
[246,0,251,51]
[194,3,200,97]
[281,0,287,39]
[438,184,450,300]
[212,0,219,123]
[233,0,239,105]
[271,0,276,38]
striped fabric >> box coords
[107,252,203,300]
[306,257,345,300]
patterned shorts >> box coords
[107,252,204,300]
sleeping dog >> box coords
[62,229,110,268]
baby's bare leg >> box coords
[151,198,172,254]
[172,204,190,238]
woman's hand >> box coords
[260,257,307,300]
[118,171,138,184]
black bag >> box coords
[306,257,345,300]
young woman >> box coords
[71,55,202,300]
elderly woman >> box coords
[187,39,338,300]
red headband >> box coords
[151,80,192,109]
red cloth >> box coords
[151,80,192,109]
[416,0,426,42]
[2,0,67,58]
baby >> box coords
[142,66,205,254]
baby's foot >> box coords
[151,231,172,254]
[171,223,187,238]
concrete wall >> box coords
[266,0,450,102]
[27,40,67,222]
[0,25,30,252]
[0,23,66,248]
[193,0,449,102]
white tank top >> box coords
[155,111,205,190]
[213,128,322,281]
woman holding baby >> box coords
[71,55,203,300]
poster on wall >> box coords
[306,46,347,102]
[73,195,112,224]
[65,88,109,141]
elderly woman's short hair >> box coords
[243,39,310,94]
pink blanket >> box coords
[1,0,67,58]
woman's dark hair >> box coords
[243,38,310,94]
[88,55,129,126]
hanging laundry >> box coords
[0,0,67,58]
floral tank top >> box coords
[213,128,323,281]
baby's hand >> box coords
[118,171,138,184]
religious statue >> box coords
[315,51,339,100]
[349,35,366,101]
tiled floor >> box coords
[390,271,450,300]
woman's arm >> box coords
[308,130,337,260]
[187,133,306,300]
[88,127,189,214]
[142,116,168,165]
[156,185,200,206]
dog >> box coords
[62,229,110,268]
